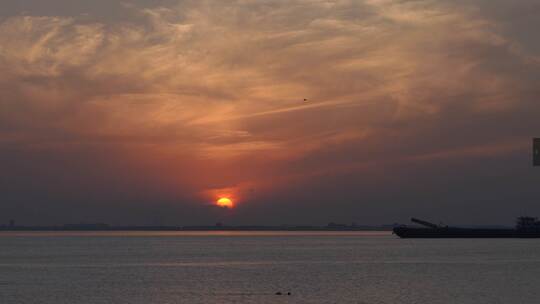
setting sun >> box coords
[216,197,234,208]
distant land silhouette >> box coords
[0,222,395,231]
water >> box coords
[1,231,540,304]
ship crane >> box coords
[410,218,440,229]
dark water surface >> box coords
[1,231,540,304]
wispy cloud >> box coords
[1,0,539,224]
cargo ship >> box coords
[393,217,540,238]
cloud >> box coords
[1,0,539,224]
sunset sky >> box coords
[1,0,539,226]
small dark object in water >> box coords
[287,292,291,295]
[275,292,282,295]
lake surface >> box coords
[1,231,540,304]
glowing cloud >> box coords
[0,0,539,225]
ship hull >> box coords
[393,227,540,238]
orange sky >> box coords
[1,0,539,225]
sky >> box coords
[1,0,539,226]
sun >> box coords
[216,197,234,208]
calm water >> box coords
[1,231,540,304]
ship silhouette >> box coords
[393,217,540,238]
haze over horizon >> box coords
[1,0,540,226]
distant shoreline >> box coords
[0,225,394,232]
